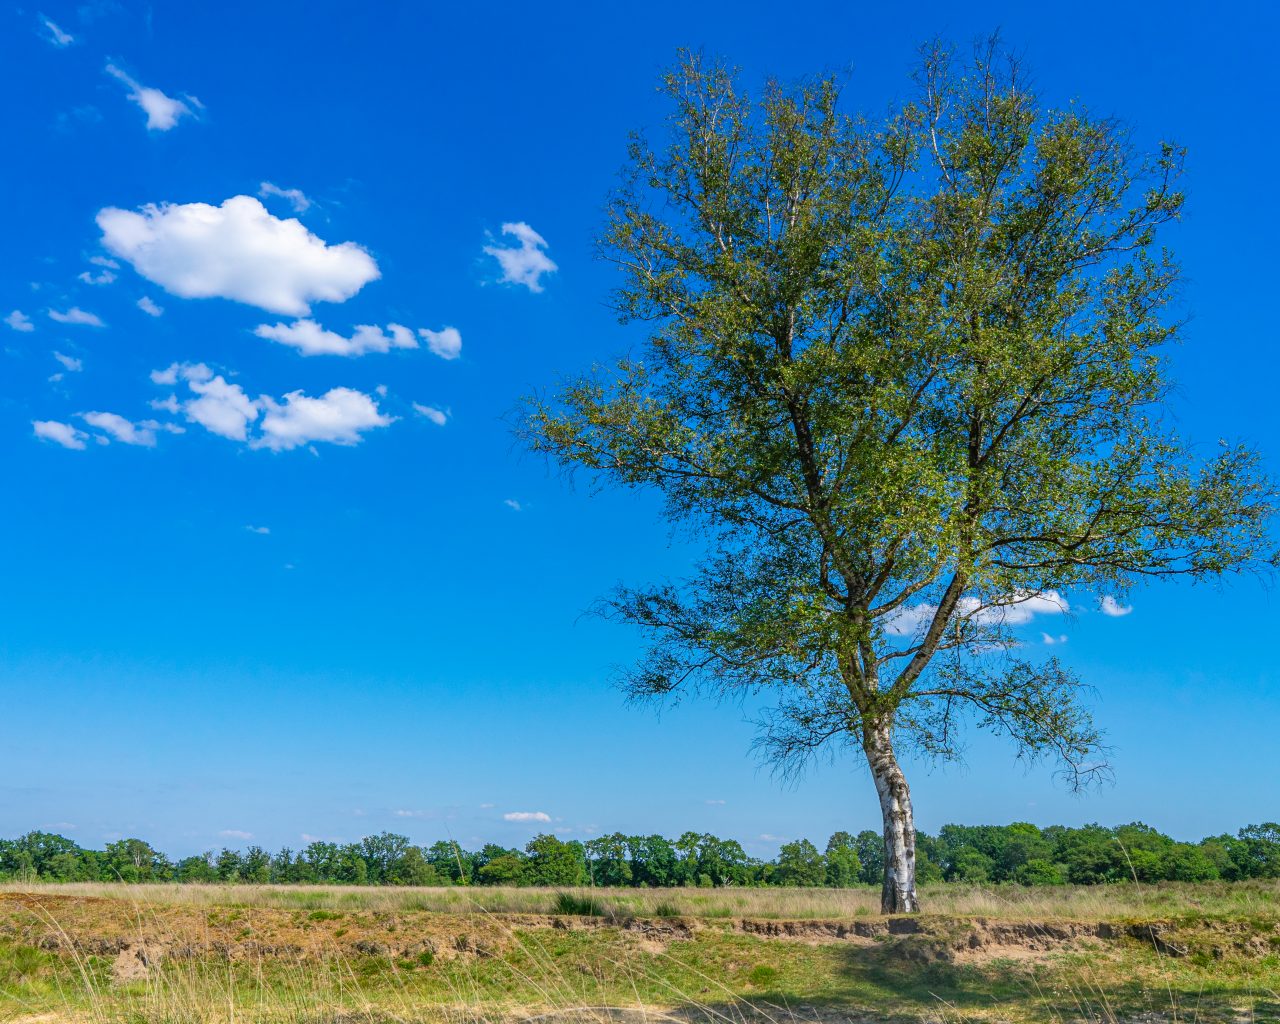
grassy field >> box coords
[2,882,1279,1023]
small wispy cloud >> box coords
[105,63,198,132]
[5,310,34,332]
[258,181,312,213]
[137,296,164,317]
[503,499,522,512]
[82,411,181,447]
[53,352,83,372]
[49,306,105,327]
[420,326,462,360]
[503,811,551,823]
[758,833,788,842]
[483,222,557,293]
[40,16,74,47]
[218,829,253,840]
[33,420,87,449]
[1099,595,1133,617]
[1041,632,1068,645]
[245,525,270,535]
[704,798,726,805]
[413,403,448,426]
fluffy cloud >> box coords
[33,419,87,449]
[136,296,164,317]
[48,306,104,327]
[420,326,462,360]
[884,589,1069,637]
[503,811,551,823]
[41,17,74,47]
[81,411,180,447]
[412,403,448,426]
[254,319,417,357]
[258,182,311,213]
[257,388,393,451]
[151,362,392,450]
[151,363,257,439]
[98,196,379,315]
[484,222,557,292]
[53,352,83,372]
[1099,595,1133,617]
[105,63,196,131]
[5,310,34,332]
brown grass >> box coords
[3,879,1277,922]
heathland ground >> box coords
[2,882,1279,1023]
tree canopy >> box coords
[522,40,1275,911]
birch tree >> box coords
[521,42,1276,913]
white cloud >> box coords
[758,833,788,842]
[258,182,311,213]
[185,368,259,440]
[413,403,447,426]
[392,809,429,819]
[257,388,393,451]
[105,63,195,131]
[479,802,496,809]
[503,498,522,512]
[147,363,394,451]
[254,319,417,357]
[79,268,116,285]
[91,256,120,269]
[419,326,462,359]
[484,222,557,292]
[5,310,34,332]
[883,589,1069,637]
[33,419,87,449]
[1099,595,1133,617]
[137,296,164,317]
[218,829,253,840]
[503,811,551,823]
[41,17,74,47]
[48,306,104,327]
[81,411,171,447]
[245,525,270,535]
[704,799,726,805]
[1041,632,1069,645]
[53,352,82,372]
[98,196,379,315]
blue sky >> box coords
[1,0,1277,858]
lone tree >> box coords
[522,42,1275,912]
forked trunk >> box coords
[864,722,919,914]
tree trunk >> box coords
[864,722,919,914]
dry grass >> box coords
[3,879,1278,922]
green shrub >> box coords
[553,891,606,916]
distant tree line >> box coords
[2,823,1278,888]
